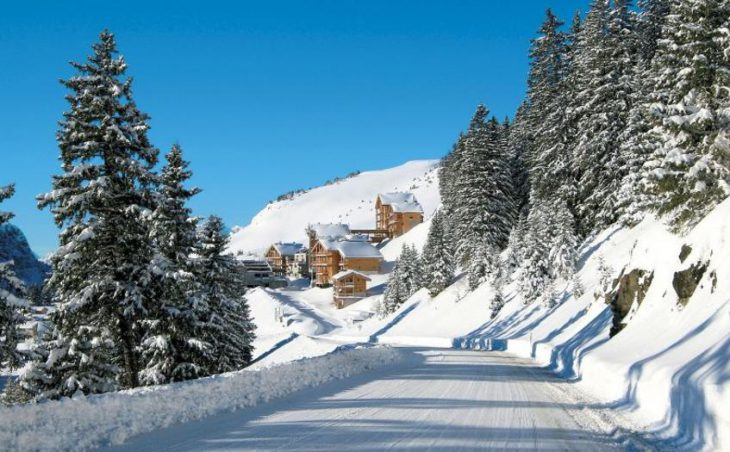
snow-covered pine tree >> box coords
[639,0,730,225]
[34,31,159,395]
[547,201,579,280]
[451,106,515,263]
[140,144,211,385]
[490,282,505,320]
[502,211,528,275]
[572,0,640,234]
[397,244,421,297]
[467,241,496,291]
[505,104,531,217]
[382,260,407,315]
[637,0,671,62]
[518,204,552,304]
[420,211,455,297]
[0,184,27,370]
[195,216,255,373]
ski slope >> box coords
[109,349,642,451]
[228,160,440,255]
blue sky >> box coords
[0,0,589,256]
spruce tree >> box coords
[0,184,27,370]
[34,31,159,395]
[140,144,211,385]
[639,0,730,225]
[397,244,421,297]
[421,211,455,297]
[383,261,407,314]
[547,201,579,280]
[467,241,495,291]
[518,204,552,303]
[195,216,255,373]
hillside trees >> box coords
[420,211,455,297]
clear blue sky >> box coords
[0,0,589,257]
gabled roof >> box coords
[377,192,424,213]
[271,242,306,257]
[318,238,383,260]
[308,223,351,239]
[332,270,372,282]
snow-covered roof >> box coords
[271,242,306,257]
[319,238,383,259]
[378,192,424,213]
[332,270,372,281]
[308,223,351,239]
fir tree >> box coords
[0,184,27,370]
[518,204,552,304]
[467,241,495,291]
[547,201,579,280]
[195,216,255,373]
[140,144,210,385]
[397,244,421,297]
[639,0,730,225]
[34,31,159,395]
[421,211,455,297]
[383,261,408,314]
[490,283,506,320]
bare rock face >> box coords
[672,261,709,306]
[606,269,654,337]
[678,244,692,263]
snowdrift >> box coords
[0,347,404,451]
[228,160,440,255]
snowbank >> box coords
[0,347,404,451]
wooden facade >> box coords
[375,193,424,238]
[264,246,286,276]
[333,271,371,309]
[311,240,341,286]
[311,239,383,287]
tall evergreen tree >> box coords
[140,144,210,385]
[383,260,408,315]
[34,31,159,395]
[195,216,255,373]
[547,201,579,280]
[518,204,552,303]
[638,0,730,225]
[421,211,455,297]
[0,184,27,370]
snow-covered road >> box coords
[109,349,641,451]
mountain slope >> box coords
[228,160,440,255]
[0,224,49,287]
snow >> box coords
[377,192,424,213]
[110,349,645,451]
[228,160,440,255]
[321,237,383,259]
[0,347,404,451]
[332,269,371,281]
[270,242,306,256]
[308,223,350,239]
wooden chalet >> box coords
[311,236,383,287]
[375,192,424,238]
[265,242,306,276]
[332,270,371,309]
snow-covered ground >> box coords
[228,160,440,256]
[109,349,648,451]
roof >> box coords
[271,242,306,256]
[332,270,372,281]
[319,238,383,259]
[308,223,351,239]
[377,192,424,213]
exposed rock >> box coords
[679,244,692,263]
[607,269,654,337]
[672,261,709,306]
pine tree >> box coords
[518,204,552,304]
[572,0,640,234]
[467,241,495,291]
[140,144,211,385]
[421,211,455,297]
[397,244,421,297]
[195,216,255,373]
[490,282,505,320]
[547,201,579,280]
[34,31,159,395]
[506,104,531,216]
[0,184,27,370]
[638,0,730,225]
[383,261,407,314]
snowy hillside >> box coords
[228,160,440,255]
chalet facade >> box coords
[332,270,371,309]
[239,260,288,288]
[376,192,424,238]
[265,242,306,276]
[311,236,383,286]
[287,249,309,278]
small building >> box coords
[265,242,306,276]
[376,192,424,238]
[332,270,371,309]
[311,237,383,287]
[240,260,288,288]
[287,248,309,279]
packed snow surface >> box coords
[110,349,645,451]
